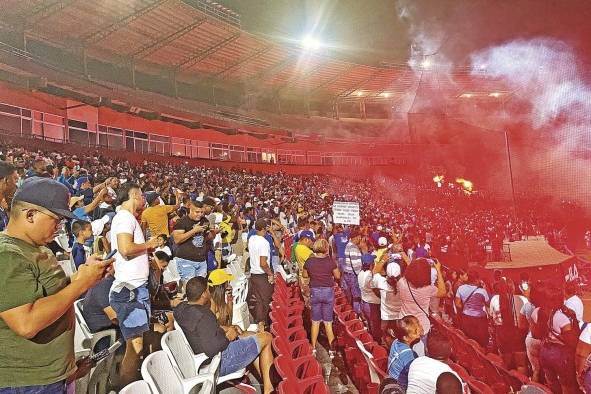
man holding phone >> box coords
[109,183,160,387]
[172,199,211,283]
[0,178,113,393]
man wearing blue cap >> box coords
[0,177,113,393]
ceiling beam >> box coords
[274,61,328,94]
[308,64,357,95]
[20,0,80,29]
[81,0,168,45]
[132,16,207,60]
[214,45,273,79]
[248,53,297,87]
[175,32,241,70]
[337,69,384,97]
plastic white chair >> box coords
[59,258,77,277]
[161,331,221,383]
[170,324,249,387]
[74,300,118,353]
[119,380,152,394]
[355,339,381,384]
[74,299,118,394]
[141,351,214,394]
[164,258,181,284]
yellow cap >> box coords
[208,269,234,286]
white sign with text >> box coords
[332,201,360,225]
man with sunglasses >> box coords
[0,177,113,394]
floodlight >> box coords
[301,36,321,50]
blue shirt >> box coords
[388,340,417,388]
[73,207,91,222]
[57,175,75,194]
[78,188,94,205]
[71,242,87,268]
[333,232,349,258]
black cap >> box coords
[13,177,78,220]
[145,191,160,205]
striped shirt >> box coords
[344,242,362,274]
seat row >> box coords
[270,275,329,394]
[332,287,388,394]
[430,316,552,394]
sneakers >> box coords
[328,349,336,359]
[312,348,317,357]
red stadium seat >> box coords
[467,378,495,394]
[270,323,308,342]
[274,355,323,382]
[272,337,313,359]
[277,378,329,394]
[269,311,304,329]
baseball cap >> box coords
[13,177,78,220]
[299,230,315,241]
[75,176,90,190]
[208,269,235,286]
[378,237,388,247]
[386,262,401,278]
[69,195,85,209]
[361,253,375,269]
[145,191,160,205]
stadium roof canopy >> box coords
[1,0,512,103]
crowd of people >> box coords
[0,137,587,394]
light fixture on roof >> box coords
[356,91,363,97]
[460,93,473,98]
[489,92,501,97]
[301,35,321,51]
[381,92,390,98]
[421,58,432,69]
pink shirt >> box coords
[397,278,437,333]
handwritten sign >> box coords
[332,201,360,225]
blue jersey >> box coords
[333,232,349,258]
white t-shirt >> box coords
[155,245,172,257]
[358,270,381,304]
[406,356,464,394]
[489,294,529,326]
[531,307,571,343]
[110,209,149,291]
[248,234,270,275]
[565,295,584,322]
[372,273,402,321]
[579,324,591,344]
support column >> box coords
[334,100,340,120]
[171,71,178,98]
[130,60,136,88]
[82,48,88,76]
[360,100,367,120]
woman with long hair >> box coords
[397,258,446,338]
[519,281,544,382]
[489,278,529,374]
[533,283,581,394]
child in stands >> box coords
[71,220,92,269]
